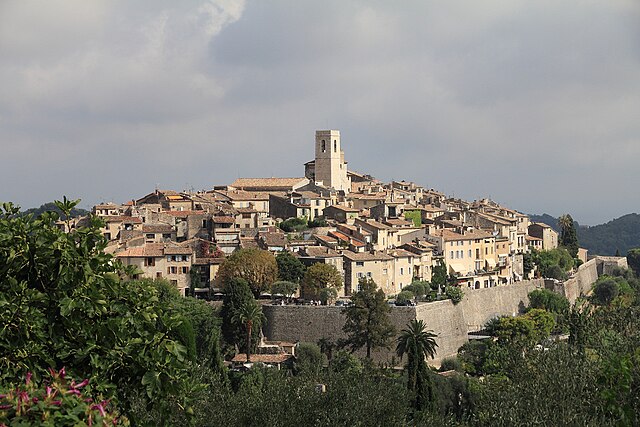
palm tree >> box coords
[396,319,438,410]
[232,302,265,362]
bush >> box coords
[440,357,463,372]
[396,290,414,305]
[279,217,308,232]
[308,217,328,228]
[445,286,464,304]
[295,343,326,376]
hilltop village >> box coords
[73,130,569,298]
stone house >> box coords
[528,223,559,251]
[116,243,194,295]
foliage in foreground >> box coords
[0,200,203,423]
[0,369,127,426]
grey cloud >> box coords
[1,0,638,224]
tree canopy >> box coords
[275,251,306,284]
[217,248,278,296]
[301,263,343,303]
[342,278,395,358]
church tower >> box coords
[315,130,350,193]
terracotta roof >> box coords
[164,246,193,255]
[342,250,393,262]
[383,218,414,227]
[142,224,174,233]
[231,353,294,364]
[213,189,282,202]
[356,219,391,230]
[240,237,260,249]
[301,246,341,258]
[314,235,338,244]
[326,204,359,212]
[213,216,235,224]
[165,210,204,218]
[260,232,287,247]
[389,249,416,258]
[430,229,494,241]
[230,177,307,189]
[116,243,165,258]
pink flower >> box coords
[59,367,66,379]
[0,404,11,410]
[74,378,89,389]
[66,389,81,396]
[51,400,62,406]
[91,402,107,417]
[25,372,32,385]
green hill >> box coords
[529,213,640,256]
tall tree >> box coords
[232,301,265,362]
[301,263,343,303]
[220,278,260,352]
[342,278,395,358]
[217,248,278,297]
[431,259,448,292]
[396,319,438,411]
[275,251,306,284]
[558,214,579,259]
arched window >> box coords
[321,140,326,152]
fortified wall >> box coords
[263,257,627,365]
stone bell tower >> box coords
[314,130,350,193]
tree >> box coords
[276,251,306,284]
[396,319,438,411]
[301,263,343,303]
[396,290,415,305]
[294,343,325,376]
[528,289,569,314]
[217,248,278,296]
[270,280,298,299]
[342,278,395,358]
[558,214,579,259]
[317,337,336,361]
[221,278,260,352]
[627,248,640,277]
[232,301,265,362]
[431,259,447,292]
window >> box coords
[367,272,372,277]
[357,272,363,278]
[485,247,488,255]
[334,140,337,152]
[450,251,454,259]
[356,261,364,267]
[383,268,388,274]
[145,257,155,267]
[400,267,404,275]
[156,272,162,278]
[170,266,177,274]
[468,249,472,258]
[146,234,155,239]
[476,248,480,259]
[182,266,189,274]
[321,140,326,152]
[202,219,207,228]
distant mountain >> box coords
[21,202,89,220]
[529,213,640,256]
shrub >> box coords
[396,290,414,305]
[445,286,464,304]
[279,217,308,232]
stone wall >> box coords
[263,258,625,366]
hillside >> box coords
[529,213,640,256]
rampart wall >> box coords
[263,257,627,366]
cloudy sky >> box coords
[1,0,638,225]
